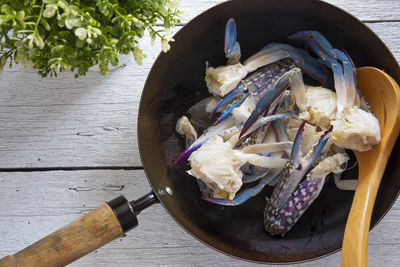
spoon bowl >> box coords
[341,67,400,266]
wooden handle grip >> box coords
[0,204,123,267]
[341,155,388,267]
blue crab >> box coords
[175,19,381,235]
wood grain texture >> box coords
[0,0,400,266]
[0,23,399,168]
[0,170,399,267]
[0,204,123,267]
[177,0,400,23]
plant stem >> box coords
[33,3,45,36]
[0,48,15,59]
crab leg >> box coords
[269,123,332,210]
[289,31,336,58]
[239,68,302,138]
[243,168,271,183]
[243,43,326,82]
[203,169,281,206]
[241,108,298,138]
[264,153,349,236]
[290,30,362,116]
[241,141,293,154]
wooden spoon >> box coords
[341,67,400,267]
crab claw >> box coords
[289,31,336,59]
[225,18,241,64]
[202,169,281,206]
[239,69,297,138]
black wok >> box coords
[1,0,399,265]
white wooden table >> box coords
[1,1,399,266]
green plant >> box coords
[0,0,181,77]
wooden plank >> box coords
[367,22,400,61]
[0,34,162,168]
[0,0,399,169]
[178,0,400,23]
[1,21,399,169]
[0,170,399,266]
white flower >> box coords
[161,38,174,53]
[87,26,101,38]
[75,27,87,40]
[159,6,168,17]
[65,16,81,29]
[24,34,44,50]
[43,4,57,18]
[167,0,179,9]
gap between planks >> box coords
[0,166,143,172]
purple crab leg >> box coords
[265,170,326,236]
[224,18,241,63]
[174,142,203,165]
[265,153,348,236]
[239,69,296,138]
[305,126,332,169]
[203,169,281,206]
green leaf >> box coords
[103,25,112,33]
[40,18,51,31]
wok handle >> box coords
[0,195,152,267]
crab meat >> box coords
[205,63,248,97]
[231,96,258,123]
[298,86,337,129]
[187,135,289,199]
[176,116,197,146]
[331,107,381,151]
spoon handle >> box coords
[340,155,387,267]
